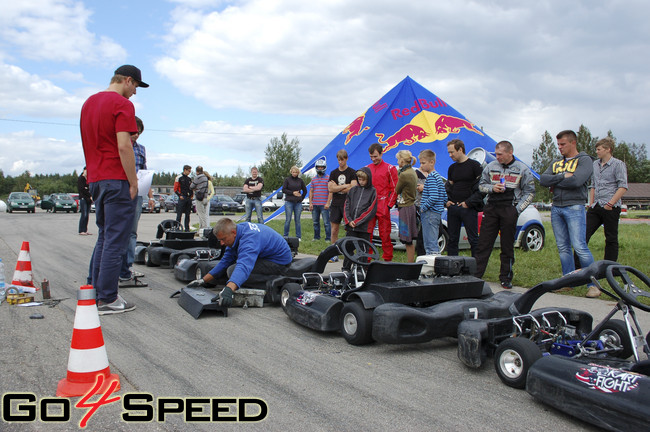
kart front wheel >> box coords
[598,319,634,359]
[340,301,373,345]
[280,283,301,310]
[494,337,542,389]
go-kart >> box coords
[525,264,650,431]
[134,220,217,268]
[281,238,488,345]
[458,261,650,391]
[173,236,300,284]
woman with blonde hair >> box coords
[395,150,418,262]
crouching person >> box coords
[187,218,293,305]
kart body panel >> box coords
[527,355,650,431]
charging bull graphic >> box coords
[341,113,370,145]
[375,125,429,153]
[375,111,484,154]
[435,115,484,136]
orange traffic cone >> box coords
[57,285,120,397]
[12,241,35,288]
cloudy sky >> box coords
[0,0,648,177]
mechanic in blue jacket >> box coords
[187,218,293,306]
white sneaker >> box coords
[97,294,136,315]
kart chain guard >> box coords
[178,287,228,319]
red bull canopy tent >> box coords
[263,75,500,222]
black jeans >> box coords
[474,204,518,282]
[574,204,621,266]
[447,205,479,256]
[176,197,192,231]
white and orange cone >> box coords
[11,241,35,288]
[56,285,120,397]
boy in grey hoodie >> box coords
[540,129,597,297]
[342,167,377,270]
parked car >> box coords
[164,194,178,212]
[262,192,285,212]
[209,194,244,214]
[232,193,246,204]
[532,202,552,211]
[164,194,196,213]
[374,206,545,253]
[142,198,161,213]
[6,192,36,213]
[70,193,80,208]
[41,193,78,213]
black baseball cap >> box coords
[114,65,149,88]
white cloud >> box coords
[155,0,650,147]
[0,130,84,176]
[0,1,125,64]
[0,63,88,118]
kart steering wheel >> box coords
[605,264,650,312]
[338,237,380,266]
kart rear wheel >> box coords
[598,319,634,359]
[280,283,300,310]
[144,249,155,267]
[340,301,373,345]
[495,337,542,389]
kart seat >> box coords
[156,219,183,239]
[284,243,340,277]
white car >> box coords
[374,206,545,253]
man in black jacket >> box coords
[175,165,193,231]
[445,139,484,257]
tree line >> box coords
[531,125,648,202]
[3,127,644,202]
[0,133,306,199]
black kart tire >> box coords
[280,283,301,310]
[144,250,155,267]
[521,225,544,252]
[598,319,634,359]
[494,337,542,389]
[340,301,374,345]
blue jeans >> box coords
[90,180,136,303]
[551,204,594,275]
[120,195,143,278]
[311,205,331,240]
[284,201,302,238]
[421,210,442,254]
[245,198,263,223]
[78,199,90,233]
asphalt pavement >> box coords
[2,209,644,431]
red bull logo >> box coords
[376,125,429,153]
[341,113,370,145]
[434,115,483,135]
[375,110,484,154]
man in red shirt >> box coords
[366,143,399,261]
[81,65,149,315]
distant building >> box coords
[622,183,650,209]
